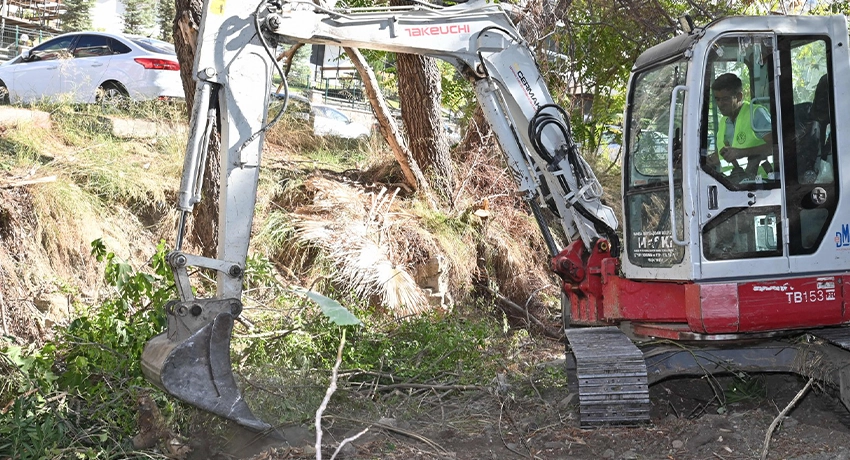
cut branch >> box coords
[1,176,57,188]
[367,383,482,392]
[316,329,347,460]
[481,284,562,339]
[343,46,436,207]
[761,377,814,460]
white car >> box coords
[312,104,371,139]
[0,31,184,105]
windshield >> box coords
[626,58,687,184]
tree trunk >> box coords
[343,47,435,204]
[173,0,220,258]
[389,0,453,206]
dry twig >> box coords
[316,329,347,460]
[1,176,57,188]
[761,377,814,460]
[0,288,7,336]
[329,427,369,460]
[368,383,482,393]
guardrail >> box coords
[0,25,59,61]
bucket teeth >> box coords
[141,299,271,432]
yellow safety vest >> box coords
[717,101,766,149]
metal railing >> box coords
[0,24,59,60]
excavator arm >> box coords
[141,0,617,431]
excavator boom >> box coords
[141,0,616,431]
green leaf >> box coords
[292,287,361,326]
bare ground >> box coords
[190,340,850,460]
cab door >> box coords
[621,56,691,280]
[696,32,843,280]
[696,33,789,280]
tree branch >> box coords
[761,377,814,460]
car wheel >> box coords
[96,82,129,110]
[0,82,10,105]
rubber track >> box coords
[808,327,850,351]
[566,326,650,426]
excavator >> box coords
[141,0,850,431]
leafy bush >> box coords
[0,239,173,459]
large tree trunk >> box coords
[173,0,219,258]
[390,0,453,206]
[343,47,435,205]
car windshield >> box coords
[129,37,176,55]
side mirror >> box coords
[21,50,31,61]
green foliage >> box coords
[438,60,473,118]
[0,240,174,459]
[242,305,499,385]
[347,312,498,383]
[546,0,745,154]
[60,0,95,32]
[121,0,157,35]
[724,374,766,404]
[157,0,176,42]
[811,0,850,14]
[293,287,362,326]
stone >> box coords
[335,441,356,458]
[688,432,715,449]
[0,107,51,129]
[378,417,397,427]
[672,440,684,449]
[622,449,638,459]
[281,425,313,447]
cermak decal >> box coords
[511,64,541,110]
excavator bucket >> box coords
[141,298,271,432]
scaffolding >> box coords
[0,0,64,58]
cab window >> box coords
[700,35,779,191]
[623,57,687,268]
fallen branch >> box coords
[316,329,346,460]
[481,285,562,339]
[233,329,295,339]
[367,383,482,393]
[761,377,814,460]
[1,175,57,188]
[329,415,449,454]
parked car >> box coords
[0,31,183,105]
[444,122,462,145]
[312,104,371,139]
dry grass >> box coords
[0,109,188,343]
[289,176,429,316]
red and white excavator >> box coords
[141,0,850,431]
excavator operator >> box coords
[711,72,775,182]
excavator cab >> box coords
[615,15,850,334]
